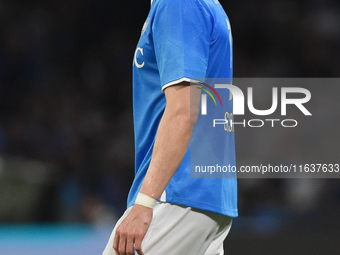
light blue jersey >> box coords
[127,0,238,217]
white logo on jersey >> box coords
[141,18,150,35]
[214,0,219,4]
[134,47,145,68]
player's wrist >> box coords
[134,192,157,209]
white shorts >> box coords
[102,202,232,255]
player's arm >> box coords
[139,82,200,199]
[113,82,200,255]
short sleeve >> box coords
[152,0,213,90]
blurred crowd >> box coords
[0,0,339,227]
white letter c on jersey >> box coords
[134,47,145,68]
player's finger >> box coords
[134,237,144,255]
[113,231,120,254]
[118,231,127,255]
[125,235,135,255]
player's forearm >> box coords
[139,104,194,200]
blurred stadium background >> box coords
[0,0,340,254]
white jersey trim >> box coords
[162,77,202,91]
[160,190,166,202]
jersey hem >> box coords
[167,196,238,217]
[128,196,238,217]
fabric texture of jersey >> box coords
[128,0,238,217]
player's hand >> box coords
[113,204,153,255]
